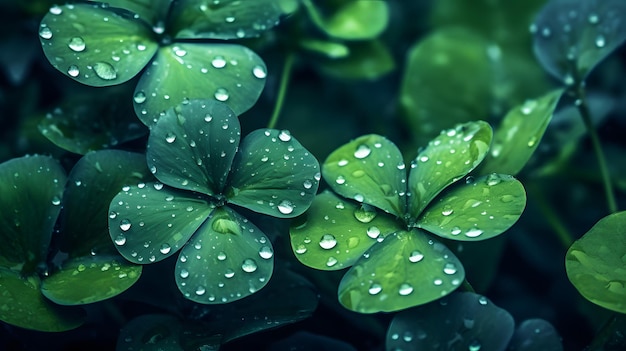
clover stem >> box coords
[586,314,618,350]
[267,52,295,129]
[301,0,326,30]
[574,86,618,213]
[527,181,573,249]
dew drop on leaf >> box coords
[465,227,484,238]
[241,258,258,272]
[68,65,80,77]
[258,246,273,259]
[211,56,226,68]
[319,234,338,249]
[408,250,424,262]
[119,219,131,231]
[134,91,146,104]
[354,144,372,159]
[39,26,52,39]
[399,283,414,296]
[68,37,86,52]
[368,283,382,295]
[366,226,381,239]
[277,200,294,214]
[93,62,117,80]
[114,234,126,246]
[215,88,230,101]
[180,269,189,278]
[252,65,267,79]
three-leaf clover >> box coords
[109,99,320,304]
[38,0,294,125]
[290,121,527,313]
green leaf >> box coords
[175,206,273,304]
[168,0,289,39]
[116,314,189,351]
[315,39,395,80]
[0,155,66,274]
[508,319,564,351]
[89,0,173,28]
[323,134,407,217]
[418,174,526,241]
[532,0,626,84]
[289,191,400,271]
[400,28,495,145]
[0,267,85,332]
[386,292,515,351]
[408,121,492,220]
[227,129,320,218]
[338,230,464,313]
[478,89,564,176]
[317,0,389,40]
[134,43,266,125]
[566,211,626,313]
[299,38,350,59]
[41,255,142,305]
[39,3,158,87]
[147,100,240,196]
[60,150,152,257]
[109,184,215,264]
[38,86,148,155]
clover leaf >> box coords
[109,99,320,304]
[38,0,290,125]
[290,121,526,313]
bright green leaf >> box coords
[479,89,564,176]
[175,207,273,304]
[89,0,173,28]
[41,255,142,305]
[323,134,407,217]
[0,155,65,274]
[418,173,526,241]
[299,38,350,59]
[147,100,240,196]
[39,3,158,87]
[566,211,626,313]
[338,230,464,313]
[289,191,400,271]
[321,0,388,40]
[134,43,266,125]
[0,267,84,332]
[532,0,626,84]
[386,292,515,351]
[109,184,215,264]
[60,150,152,257]
[508,319,564,351]
[315,39,395,80]
[168,0,289,40]
[408,121,492,220]
[227,129,320,218]
[117,314,189,351]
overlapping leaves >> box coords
[38,0,291,125]
[109,99,320,304]
[290,121,527,313]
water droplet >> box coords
[419,155,429,162]
[319,234,337,249]
[119,219,131,231]
[134,91,146,104]
[303,180,313,189]
[354,194,364,202]
[366,226,380,239]
[214,88,229,101]
[51,196,61,206]
[588,13,599,24]
[68,65,80,77]
[478,296,488,305]
[195,286,206,295]
[441,206,454,216]
[68,37,86,52]
[468,339,482,351]
[241,258,258,272]
[403,331,414,342]
[451,226,462,235]
[252,65,267,79]
[211,56,226,68]
[295,244,307,254]
[527,136,537,147]
[465,228,483,238]
[368,283,382,295]
[93,62,117,80]
[354,144,372,159]
[114,234,127,246]
[180,269,189,278]
[39,26,53,40]
[277,200,294,214]
[217,252,227,261]
[443,263,457,274]
[338,159,349,167]
[354,205,377,223]
[278,130,291,141]
[165,133,176,143]
[173,46,187,57]
[336,176,346,185]
[409,250,424,262]
[49,5,63,15]
[160,243,171,255]
[259,246,273,259]
[326,256,338,267]
[399,283,414,296]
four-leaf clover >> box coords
[290,121,527,313]
[109,99,320,303]
[38,0,294,125]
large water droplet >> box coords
[68,36,86,52]
[354,144,372,159]
[195,286,206,295]
[39,26,53,40]
[399,283,414,296]
[180,269,189,278]
[366,226,380,239]
[159,243,171,255]
[409,250,424,262]
[68,65,80,77]
[211,56,226,68]
[93,62,117,80]
[443,262,457,274]
[134,91,146,104]
[354,205,377,223]
[119,219,131,231]
[165,133,176,143]
[214,88,229,101]
[258,246,273,259]
[319,234,337,249]
[241,258,258,272]
[252,65,267,79]
[277,200,294,214]
[465,227,484,238]
[368,283,382,295]
[114,234,127,246]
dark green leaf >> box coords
[227,129,320,218]
[41,255,141,305]
[0,155,65,274]
[315,39,395,80]
[147,100,240,196]
[408,121,492,220]
[508,319,563,351]
[39,3,158,87]
[309,0,389,40]
[90,0,173,28]
[109,183,215,264]
[386,292,514,351]
[61,150,152,257]
[175,206,273,304]
[289,191,400,271]
[532,0,626,83]
[116,314,188,351]
[323,134,406,217]
[134,43,266,125]
[338,230,464,313]
[418,174,526,241]
[566,211,626,313]
[168,0,290,39]
[479,89,564,176]
[0,267,84,332]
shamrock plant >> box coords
[109,99,320,304]
[290,121,526,313]
[38,0,295,125]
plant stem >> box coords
[267,52,295,129]
[574,87,618,213]
[528,181,574,249]
[301,0,326,30]
[586,314,618,350]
